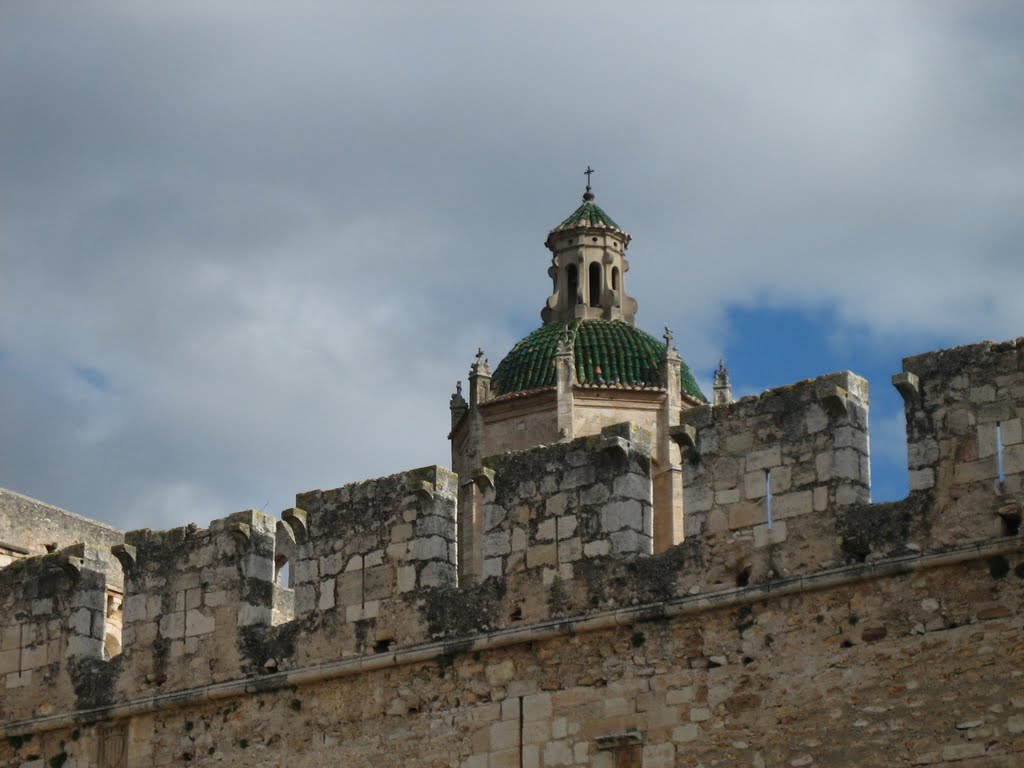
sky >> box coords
[1,1,1022,532]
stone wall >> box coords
[1,336,1022,767]
[477,422,654,582]
[898,338,1024,546]
[2,550,1022,767]
[0,490,124,585]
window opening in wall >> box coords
[566,264,578,306]
[588,262,602,307]
[104,591,123,659]
[611,266,619,291]
[736,567,751,588]
[275,556,290,587]
[518,695,525,768]
[996,423,1005,483]
[765,469,773,528]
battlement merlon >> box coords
[679,370,870,543]
[896,336,1024,544]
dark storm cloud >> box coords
[1,1,1022,528]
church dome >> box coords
[550,199,626,235]
[491,319,706,402]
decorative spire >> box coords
[583,165,595,201]
[449,380,467,413]
[713,359,733,406]
[663,326,674,348]
[470,348,491,377]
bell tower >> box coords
[541,168,638,326]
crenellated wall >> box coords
[1,337,1023,768]
[116,510,277,696]
[897,338,1024,545]
[477,422,654,583]
[0,545,110,723]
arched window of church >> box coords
[589,262,602,307]
[567,264,578,306]
[611,266,620,291]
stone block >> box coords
[610,529,649,555]
[908,468,934,491]
[724,431,753,453]
[772,490,813,519]
[978,423,999,459]
[511,527,528,552]
[953,458,998,485]
[805,404,829,434]
[836,483,866,506]
[816,452,833,482]
[526,544,556,568]
[583,540,610,558]
[159,611,185,639]
[744,471,767,500]
[673,723,700,742]
[907,439,938,469]
[293,558,319,584]
[236,603,270,627]
[484,531,511,557]
[542,740,573,766]
[754,520,788,548]
[579,484,609,506]
[728,502,763,530]
[715,488,741,505]
[813,485,828,511]
[769,465,792,494]
[1004,444,1024,476]
[390,523,413,542]
[1002,418,1023,446]
[410,535,448,561]
[483,505,507,531]
[643,743,676,768]
[344,602,366,622]
[0,649,19,675]
[294,584,316,615]
[396,565,416,593]
[69,607,92,636]
[523,692,552,721]
[545,493,570,516]
[684,486,713,513]
[601,500,642,533]
[318,579,336,610]
[556,515,577,539]
[65,635,99,660]
[122,594,147,624]
[747,447,782,472]
[420,561,452,588]
[561,466,595,489]
[613,473,651,500]
[185,609,216,637]
[535,519,556,542]
[833,448,862,480]
[363,565,392,599]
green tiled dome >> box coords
[491,320,707,402]
[551,200,623,233]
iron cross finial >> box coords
[663,327,674,347]
[584,165,594,191]
[475,347,485,362]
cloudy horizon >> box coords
[2,1,1022,531]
